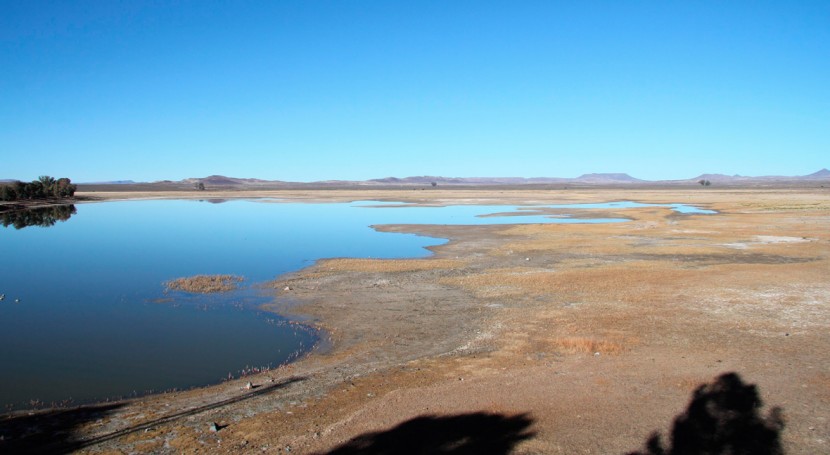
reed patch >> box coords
[550,337,624,355]
[164,274,244,293]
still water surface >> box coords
[0,199,712,409]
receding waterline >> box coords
[0,199,714,410]
[348,200,716,222]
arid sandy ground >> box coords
[2,187,828,454]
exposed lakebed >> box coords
[0,199,713,409]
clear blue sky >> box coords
[2,1,827,182]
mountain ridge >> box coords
[170,170,829,186]
[37,168,827,187]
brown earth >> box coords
[164,275,244,294]
[1,187,828,454]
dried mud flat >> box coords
[2,188,829,454]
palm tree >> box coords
[38,175,56,189]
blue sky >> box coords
[2,1,827,182]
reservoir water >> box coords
[0,199,712,409]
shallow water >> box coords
[0,199,712,409]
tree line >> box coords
[0,176,77,201]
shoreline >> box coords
[2,187,828,453]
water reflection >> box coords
[1,205,76,229]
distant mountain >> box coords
[184,175,272,186]
[575,173,644,183]
[182,175,297,186]
[370,173,645,185]
[366,176,557,185]
[689,173,745,183]
[70,169,829,189]
[805,168,830,179]
[369,176,457,185]
[81,180,137,185]
[369,176,581,185]
[181,170,829,187]
[688,169,830,184]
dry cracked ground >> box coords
[1,187,828,454]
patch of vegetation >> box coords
[552,337,624,355]
[1,176,77,201]
[164,275,244,293]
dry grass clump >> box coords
[319,258,465,273]
[551,337,624,355]
[165,275,243,293]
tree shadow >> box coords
[320,412,535,455]
[0,376,306,454]
[628,372,785,455]
[0,403,123,454]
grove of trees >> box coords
[0,176,77,201]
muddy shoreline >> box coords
[1,187,828,454]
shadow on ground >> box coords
[0,403,123,454]
[629,372,785,455]
[320,412,535,455]
[0,376,306,454]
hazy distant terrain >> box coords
[75,169,830,191]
